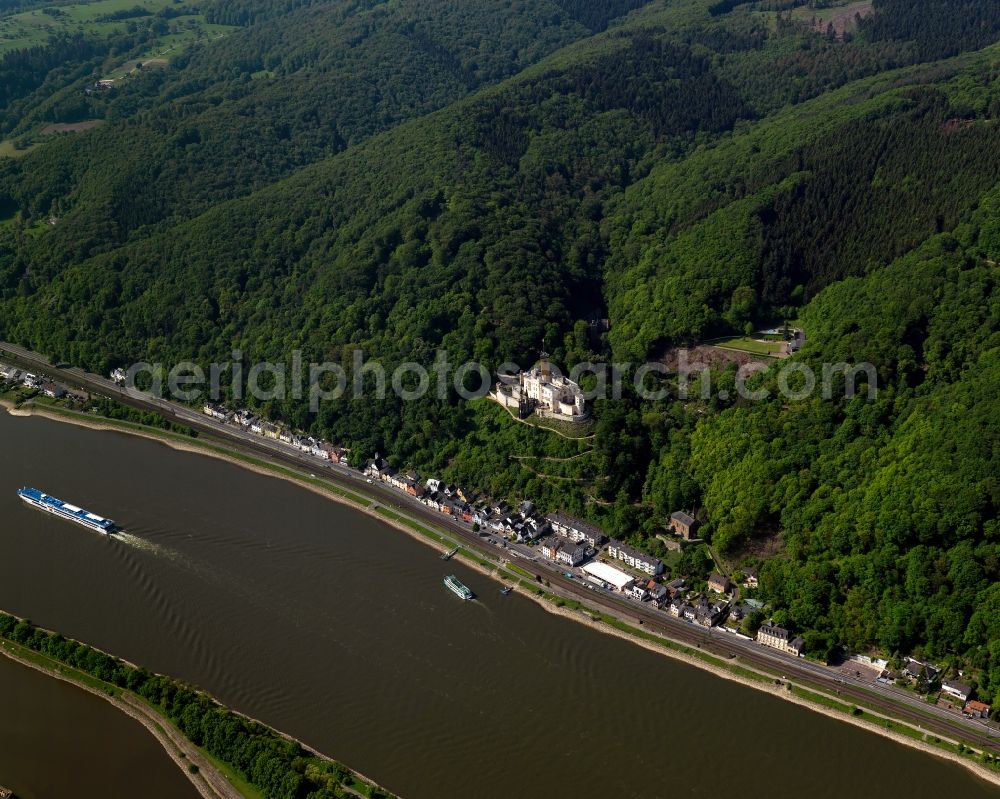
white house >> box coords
[606,539,663,576]
[942,680,972,702]
[629,583,650,602]
[203,403,227,420]
[556,542,587,567]
[547,512,605,547]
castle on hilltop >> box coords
[490,354,587,422]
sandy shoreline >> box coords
[5,400,999,790]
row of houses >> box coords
[364,459,561,539]
[541,535,588,567]
[362,458,678,585]
[548,511,605,547]
[203,402,581,552]
[361,458,688,597]
[669,593,729,628]
[589,564,732,629]
[536,514,667,576]
[194,397,805,657]
[899,659,983,704]
[963,699,991,719]
[214,392,713,599]
[202,403,348,465]
[2,363,67,398]
[575,559,736,628]
[896,660,992,716]
[606,539,663,576]
[141,378,703,595]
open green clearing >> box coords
[0,138,37,157]
[0,0,234,56]
[104,23,233,76]
[708,336,785,356]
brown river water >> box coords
[0,410,997,799]
[0,654,200,799]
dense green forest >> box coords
[0,0,645,241]
[0,613,390,798]
[859,0,1000,60]
[1,0,999,703]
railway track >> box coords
[3,341,998,757]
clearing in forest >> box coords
[794,1,874,39]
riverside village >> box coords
[1,355,994,727]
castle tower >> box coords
[539,350,551,380]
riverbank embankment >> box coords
[4,399,999,791]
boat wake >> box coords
[113,530,319,632]
[114,531,184,563]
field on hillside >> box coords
[0,137,36,157]
[707,336,785,357]
[0,0,234,55]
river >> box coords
[0,653,201,799]
[0,409,996,799]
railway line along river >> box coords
[1,408,998,799]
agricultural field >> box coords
[0,0,234,56]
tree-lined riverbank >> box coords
[2,400,999,797]
[0,637,239,799]
[0,614,396,799]
[0,646,201,799]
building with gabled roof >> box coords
[757,623,805,656]
[942,680,972,702]
[547,511,605,547]
[669,510,699,540]
[556,541,588,567]
[606,539,663,576]
[491,354,587,421]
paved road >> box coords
[2,341,998,755]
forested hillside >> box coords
[0,0,644,242]
[2,0,1000,699]
[691,233,1000,663]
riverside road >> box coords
[2,340,998,759]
